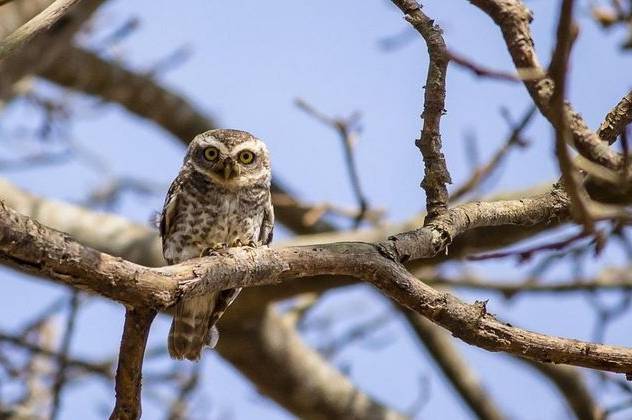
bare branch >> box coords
[5,188,632,374]
[166,365,200,420]
[469,0,624,170]
[598,90,632,144]
[424,267,632,295]
[0,0,83,61]
[391,0,452,220]
[448,49,544,83]
[450,106,535,203]
[295,98,371,227]
[549,0,595,233]
[110,307,156,420]
[0,0,105,100]
[0,330,112,378]
[0,1,56,41]
[49,291,80,420]
[38,46,217,146]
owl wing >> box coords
[159,173,184,259]
[259,193,274,246]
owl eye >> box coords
[204,147,219,161]
[238,150,255,164]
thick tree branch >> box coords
[0,178,569,296]
[0,1,56,40]
[38,46,217,146]
[0,0,83,61]
[391,0,452,220]
[109,307,156,420]
[0,180,403,418]
[0,0,105,99]
[4,187,632,374]
[380,187,569,263]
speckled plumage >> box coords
[160,129,273,361]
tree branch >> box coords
[4,186,632,374]
[0,330,112,377]
[425,267,632,295]
[598,90,632,144]
[0,1,56,40]
[450,106,534,203]
[0,0,105,99]
[549,0,595,232]
[109,307,156,420]
[0,0,83,61]
[295,98,371,227]
[49,291,80,420]
[469,0,623,170]
[391,0,452,220]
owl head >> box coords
[186,129,271,188]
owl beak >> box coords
[223,160,239,180]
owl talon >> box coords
[247,240,258,248]
[200,243,228,257]
[231,239,243,247]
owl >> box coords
[160,129,274,361]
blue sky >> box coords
[1,0,631,418]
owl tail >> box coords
[168,293,218,361]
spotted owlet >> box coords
[160,129,274,361]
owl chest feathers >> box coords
[163,172,268,263]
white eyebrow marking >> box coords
[231,139,266,155]
[199,137,230,155]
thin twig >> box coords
[166,365,201,420]
[424,267,632,295]
[0,331,112,377]
[549,0,595,233]
[18,295,69,337]
[50,292,80,420]
[448,49,544,83]
[468,230,591,262]
[295,98,370,228]
[450,106,535,202]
